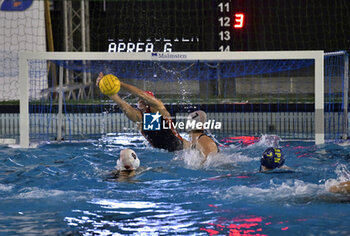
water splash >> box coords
[220,179,325,204]
[174,149,256,170]
[325,164,350,191]
[252,134,281,148]
[0,184,13,192]
[173,149,204,170]
[98,133,146,148]
[220,134,281,149]
[334,164,350,181]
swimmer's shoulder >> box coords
[197,135,219,153]
[196,134,213,145]
[105,169,136,181]
[105,167,152,182]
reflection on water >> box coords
[65,198,296,235]
[0,212,64,235]
[200,215,268,236]
[1,137,350,235]
[65,199,200,234]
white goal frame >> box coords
[19,51,325,148]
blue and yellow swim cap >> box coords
[261,147,285,170]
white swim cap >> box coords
[116,148,140,171]
[187,110,207,131]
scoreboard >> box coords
[87,0,350,53]
[89,0,249,52]
[106,1,245,53]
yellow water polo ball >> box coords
[99,74,121,96]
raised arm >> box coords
[120,81,171,118]
[109,93,142,122]
[96,72,142,123]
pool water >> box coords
[1,134,350,235]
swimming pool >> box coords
[0,134,350,235]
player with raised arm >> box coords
[96,72,190,152]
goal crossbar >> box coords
[19,51,325,148]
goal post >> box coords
[18,51,327,148]
[19,55,30,148]
[314,52,325,145]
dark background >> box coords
[50,0,350,53]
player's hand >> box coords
[96,72,104,86]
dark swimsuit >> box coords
[140,110,184,152]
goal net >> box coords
[1,51,348,147]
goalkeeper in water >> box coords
[96,72,219,160]
[96,72,191,152]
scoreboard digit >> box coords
[217,1,245,52]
